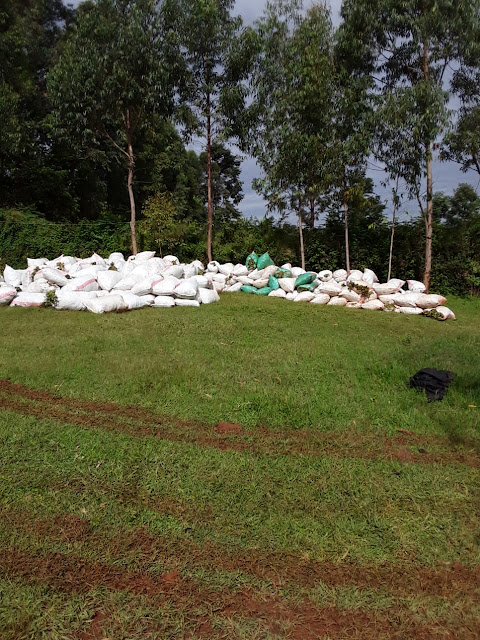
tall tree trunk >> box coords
[422,40,433,293]
[298,197,305,270]
[388,178,399,282]
[206,91,213,264]
[309,195,315,229]
[126,109,137,255]
[343,185,350,275]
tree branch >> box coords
[102,128,129,159]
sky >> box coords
[71,0,480,222]
[228,0,480,223]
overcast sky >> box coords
[71,0,479,221]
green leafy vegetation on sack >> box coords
[348,281,371,298]
[43,289,58,308]
[245,252,258,270]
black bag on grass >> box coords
[409,368,455,402]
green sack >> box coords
[255,286,272,296]
[241,285,258,294]
[275,268,291,279]
[257,252,274,270]
[298,282,317,292]
[295,272,316,289]
[268,275,280,290]
[245,252,258,270]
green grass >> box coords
[0,295,479,639]
[1,294,479,437]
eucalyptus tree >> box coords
[49,0,181,254]
[178,0,250,262]
[247,1,338,269]
[340,0,478,291]
[443,12,480,177]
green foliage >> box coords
[0,208,131,268]
[44,288,58,308]
[139,193,184,258]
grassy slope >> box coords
[1,294,479,436]
[0,295,479,639]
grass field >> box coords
[0,294,479,639]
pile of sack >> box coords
[227,252,455,321]
[0,252,220,313]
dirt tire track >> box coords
[1,381,479,467]
[1,508,479,601]
[0,547,474,640]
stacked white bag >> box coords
[1,252,220,313]
[1,251,455,320]
[225,258,455,321]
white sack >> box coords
[291,267,306,277]
[318,270,333,282]
[56,291,97,311]
[41,268,68,288]
[362,299,384,311]
[10,292,45,307]
[393,292,423,308]
[262,265,278,278]
[311,294,330,305]
[108,252,124,263]
[198,288,220,304]
[129,251,155,263]
[333,269,347,282]
[253,278,269,289]
[212,281,225,293]
[347,270,364,282]
[63,275,99,292]
[415,294,447,309]
[278,278,297,293]
[3,265,23,287]
[153,276,180,296]
[316,282,342,296]
[118,292,153,310]
[340,289,361,302]
[434,306,456,320]
[363,269,379,285]
[328,296,347,306]
[387,278,405,289]
[233,264,249,276]
[268,288,287,298]
[407,280,426,293]
[131,277,162,296]
[294,291,315,302]
[191,275,210,288]
[395,306,423,315]
[27,258,47,268]
[162,265,184,279]
[218,263,235,276]
[153,295,175,307]
[224,282,243,293]
[175,299,200,307]
[174,278,199,299]
[85,294,127,314]
[207,261,220,273]
[379,294,399,304]
[373,283,401,296]
[26,278,52,293]
[0,285,17,305]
